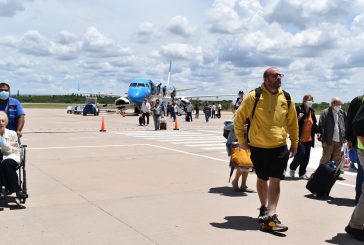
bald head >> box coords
[263,67,283,93]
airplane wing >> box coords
[180,94,236,100]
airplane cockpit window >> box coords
[137,83,145,87]
[129,83,137,87]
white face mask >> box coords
[333,105,341,112]
[305,101,313,108]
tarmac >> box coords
[0,108,362,245]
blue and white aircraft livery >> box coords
[79,61,234,114]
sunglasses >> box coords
[0,89,9,92]
[270,73,284,78]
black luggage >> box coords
[160,119,167,130]
[306,161,341,197]
[139,115,144,125]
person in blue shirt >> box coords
[0,82,25,137]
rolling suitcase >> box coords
[160,119,167,130]
[139,115,144,125]
[306,161,341,197]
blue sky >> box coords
[0,0,363,102]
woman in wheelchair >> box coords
[0,111,26,198]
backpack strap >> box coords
[251,87,262,118]
[282,90,291,109]
[251,88,291,119]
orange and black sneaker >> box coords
[260,214,288,232]
[258,206,268,223]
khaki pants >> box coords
[319,141,342,167]
[349,149,364,230]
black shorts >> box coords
[250,145,289,181]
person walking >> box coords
[203,103,211,122]
[152,99,162,130]
[345,95,364,205]
[194,103,199,119]
[141,99,151,126]
[185,102,193,122]
[345,117,364,241]
[233,91,244,114]
[234,67,298,232]
[211,104,216,118]
[224,120,254,193]
[317,97,346,179]
[289,94,318,179]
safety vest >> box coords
[358,136,364,150]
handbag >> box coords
[230,145,253,168]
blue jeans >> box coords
[205,112,211,122]
[289,141,312,176]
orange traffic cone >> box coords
[173,117,179,130]
[99,116,106,132]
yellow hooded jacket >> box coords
[234,83,299,149]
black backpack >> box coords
[352,96,364,136]
[246,87,291,141]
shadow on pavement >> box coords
[210,216,287,237]
[210,216,259,231]
[208,186,248,197]
[326,233,363,244]
[304,194,356,207]
[327,197,356,207]
[0,196,26,211]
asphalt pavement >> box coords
[0,108,361,245]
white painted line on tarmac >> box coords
[202,147,226,150]
[171,141,224,145]
[184,143,225,147]
[145,144,228,163]
[160,138,223,142]
[336,182,355,188]
[28,144,147,150]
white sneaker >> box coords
[289,170,295,178]
[299,174,309,180]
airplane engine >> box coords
[115,97,130,108]
[180,98,190,105]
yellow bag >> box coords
[231,147,253,168]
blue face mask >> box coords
[0,91,9,100]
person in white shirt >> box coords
[141,99,151,126]
[0,111,26,198]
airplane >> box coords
[114,61,235,114]
[77,61,235,114]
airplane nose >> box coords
[128,88,146,104]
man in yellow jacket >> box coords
[234,67,298,232]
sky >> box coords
[0,0,364,102]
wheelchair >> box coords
[17,144,29,204]
[0,144,29,204]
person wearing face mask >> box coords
[318,97,346,175]
[289,95,318,179]
[0,82,25,138]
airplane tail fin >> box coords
[167,60,172,85]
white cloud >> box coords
[82,26,132,58]
[135,22,161,43]
[19,30,54,56]
[0,0,28,17]
[167,16,197,38]
[159,43,203,61]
